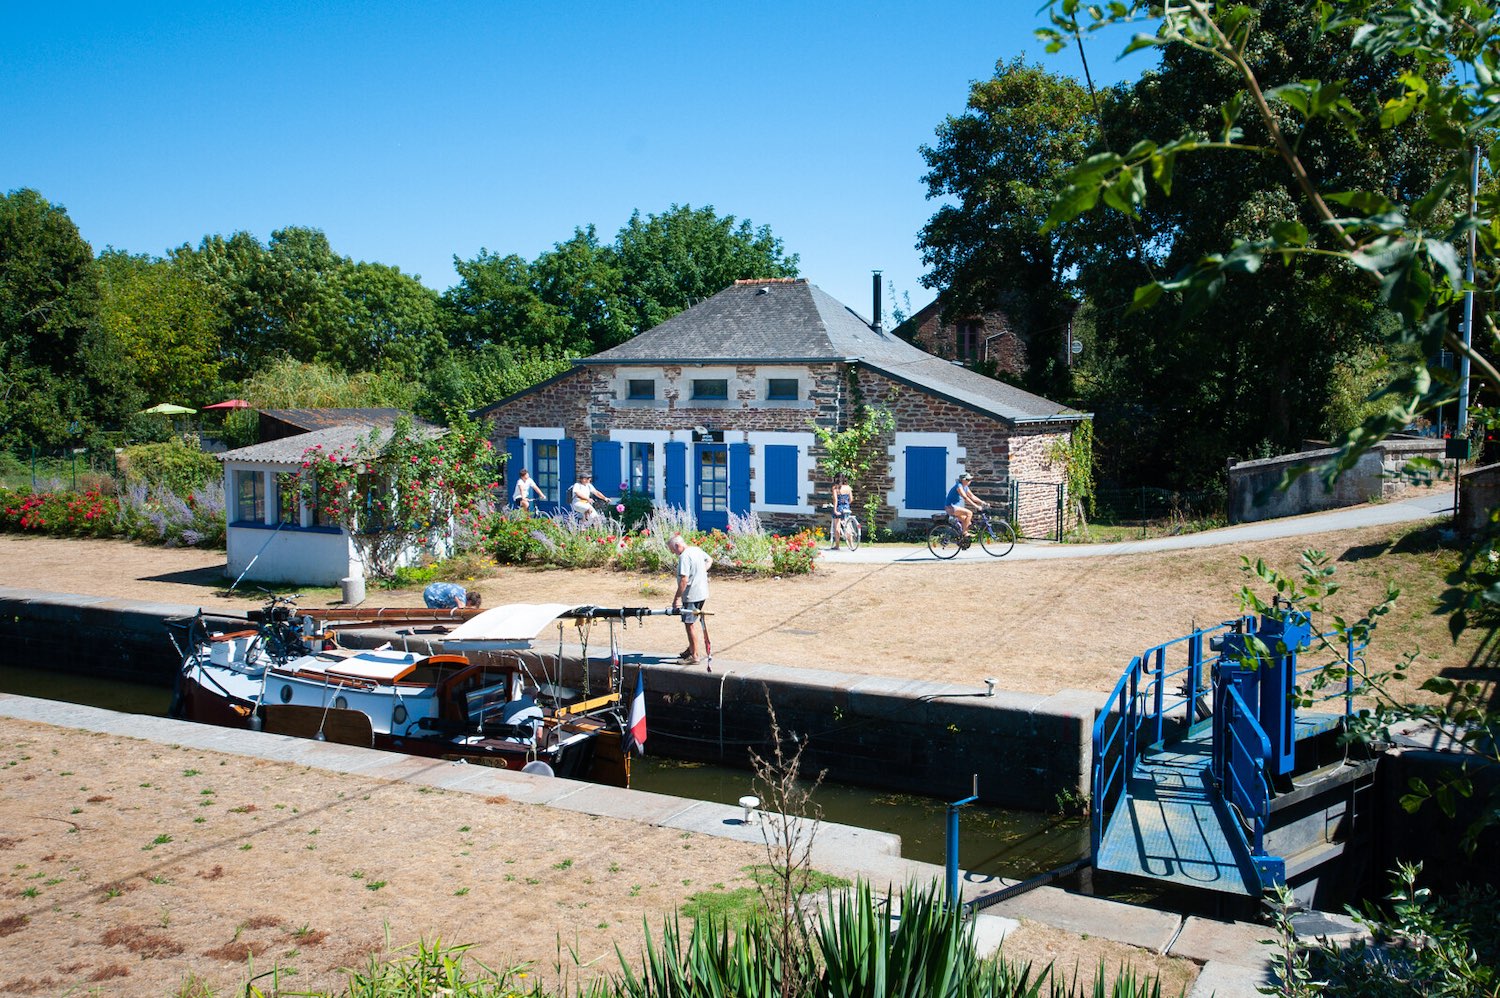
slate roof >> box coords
[217,423,443,465]
[583,278,1081,425]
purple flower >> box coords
[615,504,625,513]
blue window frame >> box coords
[904,446,948,511]
[234,469,264,523]
[692,378,728,400]
[762,445,798,506]
[629,442,655,495]
[532,441,560,505]
[766,378,799,401]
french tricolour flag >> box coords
[628,671,647,756]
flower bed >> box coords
[0,481,226,548]
[482,507,820,576]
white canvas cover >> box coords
[320,650,421,683]
[442,603,582,650]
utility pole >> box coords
[1459,144,1479,433]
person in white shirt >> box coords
[568,472,611,522]
[512,468,546,511]
[668,533,712,665]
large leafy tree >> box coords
[612,204,799,336]
[445,204,798,357]
[1069,1,1449,487]
[918,58,1098,400]
[96,250,223,406]
[0,189,135,447]
[177,227,447,381]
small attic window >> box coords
[692,378,728,400]
[627,378,656,400]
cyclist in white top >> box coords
[512,468,546,511]
[569,472,612,522]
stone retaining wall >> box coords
[0,587,1096,809]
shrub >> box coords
[770,530,820,575]
[483,510,556,565]
[119,440,220,496]
[0,487,120,538]
[117,480,226,548]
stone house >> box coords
[476,278,1088,537]
[897,298,1029,377]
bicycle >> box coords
[246,591,311,664]
[927,507,1015,560]
[819,504,862,551]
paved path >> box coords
[824,491,1453,565]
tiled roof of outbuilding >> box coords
[216,423,443,465]
[259,408,428,431]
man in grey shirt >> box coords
[668,533,712,665]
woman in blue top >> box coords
[829,473,854,549]
[945,472,987,535]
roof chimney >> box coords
[871,271,883,335]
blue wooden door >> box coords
[694,443,729,530]
[904,445,948,512]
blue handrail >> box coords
[1090,619,1243,858]
[1091,615,1367,863]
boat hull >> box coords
[176,675,628,786]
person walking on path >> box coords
[668,533,712,665]
[512,468,546,511]
[423,582,482,610]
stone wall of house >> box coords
[481,369,594,454]
[852,368,1077,537]
[481,362,1082,539]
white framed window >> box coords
[887,432,965,518]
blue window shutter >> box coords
[559,438,576,493]
[729,442,750,515]
[905,446,948,510]
[665,441,687,511]
[505,437,525,497]
[763,445,798,506]
[592,439,622,494]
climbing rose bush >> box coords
[300,416,499,579]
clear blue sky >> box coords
[3,1,1154,323]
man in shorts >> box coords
[422,582,482,610]
[668,533,712,665]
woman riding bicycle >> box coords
[945,471,987,535]
[829,473,854,550]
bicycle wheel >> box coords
[978,517,1015,557]
[927,522,961,559]
[846,517,861,551]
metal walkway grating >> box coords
[1096,731,1261,896]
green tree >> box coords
[0,188,135,447]
[333,260,448,374]
[96,250,222,406]
[417,343,573,421]
[918,58,1098,401]
[613,204,799,336]
[443,249,580,355]
[1041,0,1500,846]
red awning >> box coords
[203,399,252,410]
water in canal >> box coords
[0,664,1087,879]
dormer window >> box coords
[766,378,799,401]
[627,378,656,400]
[692,378,728,401]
